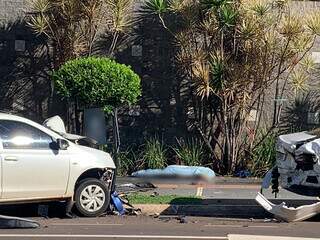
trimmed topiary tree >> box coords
[52,57,141,171]
[52,57,141,112]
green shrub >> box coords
[250,131,277,177]
[142,138,167,169]
[117,148,138,176]
[52,57,141,112]
[173,138,204,166]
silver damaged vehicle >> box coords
[256,131,320,222]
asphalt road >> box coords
[0,216,319,240]
[117,177,318,200]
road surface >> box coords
[0,216,318,240]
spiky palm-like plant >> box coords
[27,0,135,69]
[145,0,320,174]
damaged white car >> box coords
[276,131,320,195]
[257,131,320,222]
[0,113,115,217]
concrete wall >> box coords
[1,0,320,144]
[0,0,26,22]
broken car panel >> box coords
[276,131,320,195]
[257,131,320,222]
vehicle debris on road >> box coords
[0,215,40,229]
[256,192,320,222]
[257,131,320,222]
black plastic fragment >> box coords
[0,215,40,229]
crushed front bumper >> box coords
[276,132,320,192]
[256,192,320,222]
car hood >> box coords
[277,132,317,153]
[75,145,116,169]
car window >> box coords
[0,120,53,150]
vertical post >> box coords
[111,108,120,192]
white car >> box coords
[0,113,116,217]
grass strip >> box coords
[127,193,202,205]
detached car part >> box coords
[256,192,320,222]
[276,131,320,196]
[258,131,320,222]
[0,215,40,229]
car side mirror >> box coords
[57,138,69,150]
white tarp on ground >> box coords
[132,165,216,181]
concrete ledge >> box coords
[134,199,318,218]
[134,204,269,218]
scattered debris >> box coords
[110,192,125,215]
[178,215,188,224]
[256,192,320,222]
[0,215,40,229]
[150,192,159,197]
[110,192,141,216]
[235,170,251,178]
[116,182,156,194]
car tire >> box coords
[74,178,110,217]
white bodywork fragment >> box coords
[276,132,320,189]
[256,192,320,222]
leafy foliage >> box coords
[52,57,141,112]
[142,137,167,169]
[173,138,204,166]
[27,0,135,68]
[145,0,168,14]
[281,92,320,133]
[250,130,277,177]
[117,147,142,176]
[145,0,320,174]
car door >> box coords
[0,120,70,200]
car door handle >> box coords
[4,156,18,161]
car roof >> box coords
[0,113,34,122]
[0,113,63,139]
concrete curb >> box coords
[117,177,263,185]
[134,204,270,218]
[133,199,318,218]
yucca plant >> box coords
[27,0,135,69]
[142,137,167,169]
[173,138,204,166]
[145,0,320,174]
[145,0,168,14]
[117,148,142,176]
[250,130,277,177]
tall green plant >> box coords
[250,131,277,177]
[117,148,142,176]
[27,0,135,68]
[142,138,167,169]
[145,0,320,174]
[173,138,204,166]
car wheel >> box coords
[74,178,110,217]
